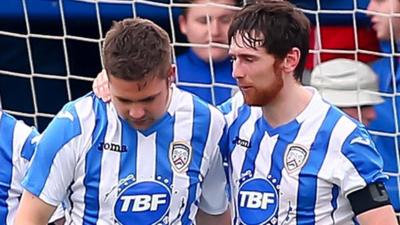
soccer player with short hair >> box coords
[219,0,398,224]
[15,18,230,225]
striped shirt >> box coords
[22,85,228,225]
[0,111,39,225]
[219,87,387,225]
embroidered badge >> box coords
[284,144,309,174]
[169,141,192,173]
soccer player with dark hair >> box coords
[15,18,230,225]
[219,0,398,224]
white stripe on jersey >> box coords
[169,92,194,225]
[136,132,157,181]
[219,91,245,128]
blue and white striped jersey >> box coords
[0,110,39,225]
[219,87,387,225]
[22,85,228,225]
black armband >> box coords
[348,182,391,215]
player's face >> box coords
[109,69,173,131]
[367,0,400,41]
[179,0,236,62]
[341,106,376,126]
[229,33,284,106]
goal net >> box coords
[0,0,399,215]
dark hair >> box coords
[228,0,310,81]
[103,18,171,81]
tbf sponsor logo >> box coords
[237,178,278,225]
[114,181,171,225]
[120,194,168,212]
[239,191,275,210]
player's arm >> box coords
[347,182,398,225]
[14,190,56,225]
[196,207,231,225]
[357,205,397,225]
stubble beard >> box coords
[243,66,284,107]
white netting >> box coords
[0,0,399,215]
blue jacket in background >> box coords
[368,41,400,211]
[290,0,371,26]
[176,49,236,105]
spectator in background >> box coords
[175,0,239,105]
[290,0,380,84]
[310,58,383,127]
[366,0,400,212]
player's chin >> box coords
[243,96,263,107]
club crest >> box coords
[169,141,192,173]
[284,144,309,174]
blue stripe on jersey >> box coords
[155,115,174,191]
[181,98,211,224]
[296,107,341,224]
[341,126,386,183]
[22,101,81,196]
[20,128,39,161]
[118,120,138,181]
[240,118,266,176]
[0,113,16,224]
[330,184,339,223]
[82,98,108,224]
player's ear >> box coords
[168,65,176,84]
[282,47,301,74]
[178,15,188,35]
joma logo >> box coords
[98,142,127,152]
[233,136,251,148]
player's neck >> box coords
[261,80,312,128]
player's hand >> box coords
[92,69,111,102]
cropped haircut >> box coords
[103,18,172,81]
[228,0,310,81]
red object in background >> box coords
[306,26,381,70]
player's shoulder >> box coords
[0,111,36,136]
[0,111,39,159]
[55,92,110,122]
[218,92,262,127]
